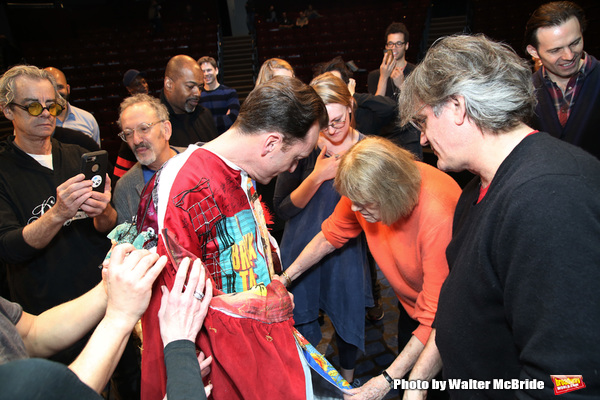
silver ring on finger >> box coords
[193,291,204,301]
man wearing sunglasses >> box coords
[43,67,101,146]
[0,65,117,368]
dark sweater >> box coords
[435,132,600,399]
[531,54,600,159]
[160,90,218,147]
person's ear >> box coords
[451,96,467,126]
[2,105,14,121]
[66,84,71,96]
[163,120,172,141]
[261,133,283,156]
[526,45,540,60]
[164,77,173,92]
[405,41,409,52]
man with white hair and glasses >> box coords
[113,94,185,224]
[399,34,600,399]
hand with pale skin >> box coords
[102,245,168,328]
[158,258,213,345]
[158,258,214,397]
[347,78,356,96]
[313,145,341,183]
[344,375,391,400]
[379,51,396,80]
[54,173,95,221]
[390,66,405,90]
[81,174,112,218]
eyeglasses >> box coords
[409,116,426,132]
[385,41,406,49]
[118,120,165,141]
[10,102,64,117]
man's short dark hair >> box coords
[385,22,410,43]
[233,76,327,145]
[313,56,353,84]
[524,1,586,49]
[197,56,218,69]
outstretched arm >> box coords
[274,231,336,286]
[69,245,166,392]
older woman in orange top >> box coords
[277,136,461,400]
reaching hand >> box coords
[158,258,213,346]
[102,244,167,328]
[313,145,340,183]
[81,174,112,217]
[197,351,212,378]
[344,375,391,400]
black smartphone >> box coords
[80,150,108,192]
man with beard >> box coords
[525,1,599,159]
[161,55,218,147]
[43,67,101,146]
[113,94,185,224]
[114,56,219,180]
[197,56,240,135]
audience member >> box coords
[0,65,150,398]
[0,64,115,317]
[197,56,241,135]
[366,22,422,159]
[399,34,600,399]
[113,94,185,225]
[296,11,309,28]
[0,244,165,398]
[114,55,218,180]
[278,136,460,400]
[525,1,599,159]
[255,57,294,86]
[266,5,278,23]
[274,73,371,385]
[43,67,101,146]
[305,4,322,19]
[254,57,296,243]
[138,76,327,400]
[280,12,294,28]
[162,55,218,146]
[312,57,397,322]
[367,22,415,99]
[123,69,150,96]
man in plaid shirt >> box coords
[525,1,599,159]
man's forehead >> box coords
[122,102,157,122]
[14,77,56,99]
[387,32,405,42]
[536,17,582,47]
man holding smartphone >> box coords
[0,66,117,366]
[367,22,416,99]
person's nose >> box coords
[350,203,361,212]
[563,47,574,61]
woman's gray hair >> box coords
[0,65,66,108]
[400,34,536,134]
[335,136,421,225]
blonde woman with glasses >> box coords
[274,72,370,386]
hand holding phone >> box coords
[81,150,108,192]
